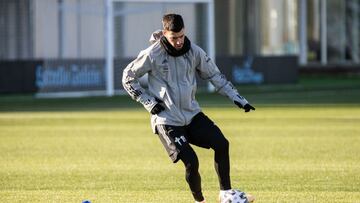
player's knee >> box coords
[186,154,199,172]
[185,159,199,174]
[212,137,229,153]
[180,148,199,172]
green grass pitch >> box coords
[1,78,360,202]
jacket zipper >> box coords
[174,58,187,125]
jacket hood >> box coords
[149,29,163,44]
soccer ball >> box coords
[220,189,250,203]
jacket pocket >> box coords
[191,85,197,101]
[159,87,173,108]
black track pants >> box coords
[156,112,232,201]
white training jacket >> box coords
[122,30,249,133]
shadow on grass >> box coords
[1,86,359,112]
[0,94,140,112]
[1,75,360,112]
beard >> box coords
[174,44,184,50]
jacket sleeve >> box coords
[122,50,157,112]
[195,48,249,106]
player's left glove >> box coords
[234,101,255,112]
[233,95,255,112]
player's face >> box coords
[163,28,185,50]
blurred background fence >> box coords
[0,0,359,97]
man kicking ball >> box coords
[122,13,255,203]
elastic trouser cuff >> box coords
[193,191,204,202]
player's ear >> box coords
[162,30,170,38]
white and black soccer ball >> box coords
[220,190,249,203]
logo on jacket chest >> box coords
[158,57,194,80]
[161,59,169,72]
[158,59,169,79]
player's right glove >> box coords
[150,98,165,115]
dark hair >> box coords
[162,14,184,32]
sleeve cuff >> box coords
[232,94,248,107]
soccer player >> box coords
[122,14,255,203]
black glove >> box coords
[234,101,255,113]
[150,98,165,115]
